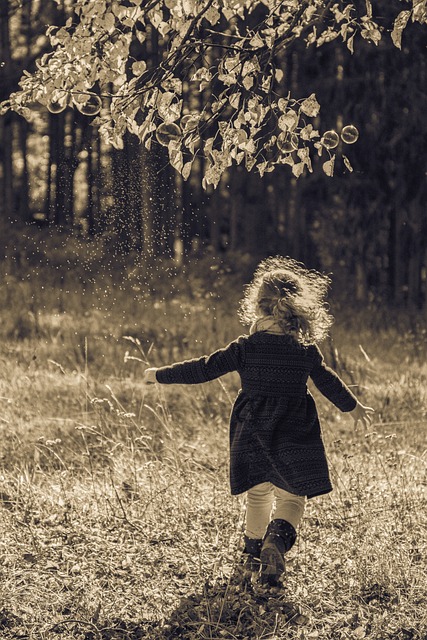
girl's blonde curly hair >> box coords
[239,256,333,344]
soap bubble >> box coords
[47,101,67,114]
[74,93,102,116]
[47,91,68,114]
[181,114,199,131]
[321,130,340,149]
[156,122,182,146]
[277,132,298,152]
[341,124,359,144]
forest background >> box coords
[1,0,427,310]
[0,2,427,640]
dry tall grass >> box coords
[0,266,426,639]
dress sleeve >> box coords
[309,345,357,412]
[155,337,246,385]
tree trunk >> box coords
[17,119,30,222]
[407,198,425,309]
[207,185,221,252]
[388,206,404,306]
[86,128,95,236]
[17,0,32,223]
[229,169,242,252]
[181,172,194,255]
[48,111,67,226]
[0,0,14,222]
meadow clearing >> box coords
[0,260,426,640]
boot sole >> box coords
[260,543,285,584]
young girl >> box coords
[143,257,374,585]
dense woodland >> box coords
[1,0,427,308]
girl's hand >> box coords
[350,401,375,429]
[143,367,158,384]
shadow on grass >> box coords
[7,567,304,640]
[145,572,306,640]
[1,577,421,640]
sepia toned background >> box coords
[0,2,426,639]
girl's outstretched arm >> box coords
[143,368,158,384]
[310,346,374,423]
[142,337,246,385]
[309,346,358,412]
[350,400,375,428]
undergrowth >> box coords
[0,262,426,640]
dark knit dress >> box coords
[155,332,357,498]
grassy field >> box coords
[0,263,426,640]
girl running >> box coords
[143,256,374,585]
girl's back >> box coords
[238,332,315,398]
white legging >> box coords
[245,482,306,539]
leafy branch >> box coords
[2,0,426,185]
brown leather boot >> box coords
[260,519,296,586]
[242,535,262,572]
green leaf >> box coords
[169,147,184,173]
[278,111,299,132]
[182,160,193,181]
[300,124,316,140]
[240,138,256,154]
[190,68,212,82]
[245,155,256,171]
[300,94,320,118]
[229,93,241,110]
[347,33,355,54]
[297,147,312,172]
[249,33,264,48]
[131,61,147,76]
[322,156,335,177]
[182,0,196,16]
[361,20,382,46]
[136,118,156,144]
[275,69,284,83]
[343,155,354,172]
[257,161,268,176]
[203,5,221,26]
[242,56,260,77]
[292,162,305,178]
[158,92,182,123]
[242,75,254,90]
[101,12,115,32]
[412,0,427,23]
[391,10,411,49]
